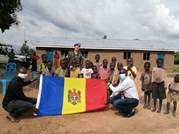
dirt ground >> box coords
[0,74,179,134]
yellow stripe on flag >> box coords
[62,78,86,114]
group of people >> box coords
[140,59,179,116]
[36,43,126,83]
[2,43,179,122]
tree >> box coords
[174,52,179,64]
[20,41,29,56]
[20,40,34,57]
[20,41,35,68]
[0,0,22,33]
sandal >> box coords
[6,115,20,123]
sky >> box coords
[0,0,179,49]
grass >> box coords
[173,64,179,73]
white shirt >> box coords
[109,76,139,100]
[81,68,93,79]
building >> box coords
[35,39,176,72]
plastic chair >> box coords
[0,62,16,96]
[5,62,16,72]
[0,79,7,96]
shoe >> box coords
[33,112,38,116]
[6,115,20,123]
[124,109,136,118]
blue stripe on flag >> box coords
[37,76,64,116]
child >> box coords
[108,62,116,83]
[93,54,102,71]
[31,52,40,78]
[111,62,123,86]
[151,59,167,113]
[164,74,179,116]
[124,58,137,79]
[39,54,47,74]
[81,60,93,79]
[44,61,55,76]
[111,56,117,67]
[70,59,81,78]
[99,59,110,81]
[140,62,152,109]
[91,65,99,79]
[54,50,61,68]
[55,59,68,77]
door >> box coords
[157,52,165,67]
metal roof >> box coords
[35,39,178,52]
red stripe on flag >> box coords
[86,79,107,111]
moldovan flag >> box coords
[36,75,107,116]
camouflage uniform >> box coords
[67,51,84,68]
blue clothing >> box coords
[110,96,139,115]
[47,51,53,62]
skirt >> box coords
[152,82,166,100]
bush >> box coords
[174,53,179,64]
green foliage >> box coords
[29,48,35,56]
[0,0,22,33]
[173,65,179,73]
[174,52,179,64]
[20,41,34,57]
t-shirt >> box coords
[55,67,67,77]
[140,72,152,91]
[47,51,53,62]
[2,77,32,107]
[98,67,110,80]
[170,82,179,92]
[81,68,93,79]
[123,66,137,79]
[93,62,102,71]
[70,67,81,78]
[39,63,46,74]
[54,53,60,59]
[152,67,166,83]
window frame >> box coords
[143,52,150,61]
[123,51,131,60]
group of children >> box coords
[140,59,179,116]
[39,53,124,83]
[37,51,179,117]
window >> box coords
[123,52,131,59]
[143,52,150,60]
[81,50,88,58]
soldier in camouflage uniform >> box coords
[66,43,84,69]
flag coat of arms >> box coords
[36,75,107,116]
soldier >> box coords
[66,43,84,69]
